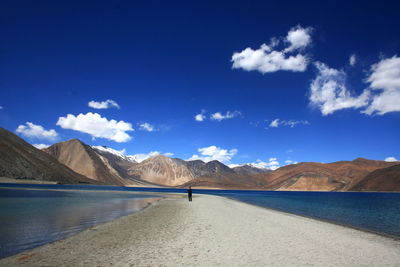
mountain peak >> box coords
[66,138,84,144]
[92,145,126,159]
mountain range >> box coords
[1,127,399,191]
[0,128,95,184]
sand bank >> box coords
[1,195,400,266]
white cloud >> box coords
[128,151,173,163]
[33,143,50,149]
[231,25,312,74]
[363,56,400,115]
[284,159,298,165]
[269,119,280,127]
[57,112,133,143]
[384,157,398,162]
[210,111,241,121]
[194,110,206,122]
[310,56,400,116]
[349,54,357,66]
[0,106,3,110]
[285,26,313,52]
[232,157,298,170]
[16,122,58,140]
[88,99,120,109]
[189,145,238,163]
[268,118,310,128]
[139,122,157,132]
[250,158,280,170]
[309,62,370,115]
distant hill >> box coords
[44,139,146,186]
[232,164,271,175]
[0,127,95,184]
[251,158,398,191]
[350,164,400,191]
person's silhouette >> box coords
[188,186,192,202]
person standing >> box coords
[188,186,193,202]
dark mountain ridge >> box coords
[0,128,95,184]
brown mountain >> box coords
[0,127,95,184]
[350,164,400,191]
[127,157,252,187]
[232,164,271,175]
[180,161,269,189]
[127,155,194,186]
[181,172,268,189]
[252,158,398,191]
[184,159,235,176]
[44,139,145,186]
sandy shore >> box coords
[1,195,400,266]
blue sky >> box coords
[1,0,399,168]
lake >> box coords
[0,186,164,258]
[1,183,400,259]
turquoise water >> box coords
[0,188,163,258]
[228,191,400,238]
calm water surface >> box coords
[228,191,400,238]
[0,187,163,258]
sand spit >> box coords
[1,195,400,266]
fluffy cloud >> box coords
[0,106,3,109]
[33,143,50,149]
[189,145,238,163]
[57,112,133,142]
[139,122,157,132]
[349,54,357,66]
[384,157,398,162]
[268,118,310,128]
[309,62,370,115]
[210,111,241,121]
[310,56,400,116]
[363,56,400,115]
[194,110,206,122]
[284,26,313,52]
[231,25,312,74]
[128,151,173,163]
[252,158,280,170]
[16,122,58,140]
[88,99,120,109]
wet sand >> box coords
[1,194,400,266]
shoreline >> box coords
[2,185,399,240]
[2,180,400,194]
[1,194,400,266]
[0,185,182,197]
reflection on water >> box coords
[0,188,163,258]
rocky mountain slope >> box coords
[44,139,145,186]
[251,158,398,191]
[127,155,194,186]
[0,128,95,184]
[232,164,271,175]
[350,164,400,191]
[127,157,257,186]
